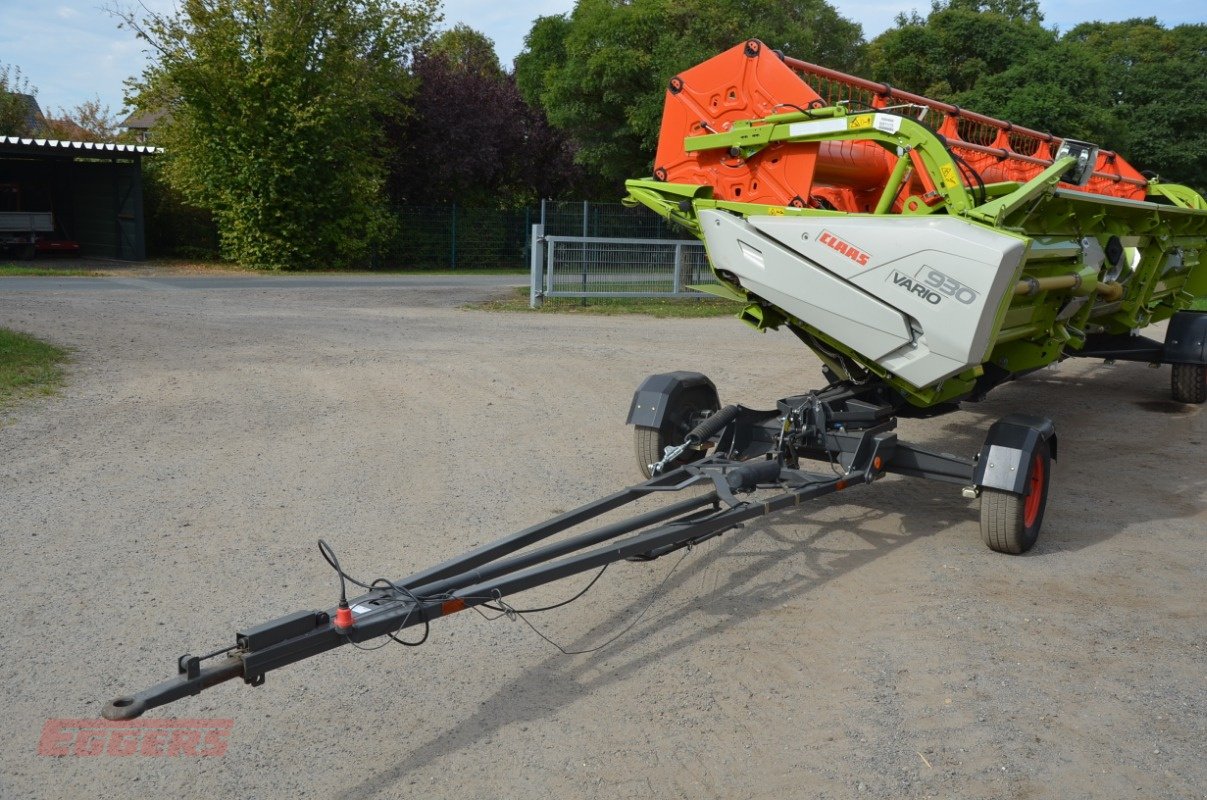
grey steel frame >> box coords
[102,377,1051,722]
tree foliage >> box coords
[385,24,585,206]
[514,0,864,188]
[865,0,1053,98]
[866,7,1206,188]
[122,0,439,269]
[1060,20,1207,188]
[42,97,122,142]
[0,64,39,136]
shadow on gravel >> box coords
[920,362,1206,554]
[340,493,951,800]
[340,361,1203,797]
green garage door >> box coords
[71,160,145,260]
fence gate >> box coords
[529,225,715,307]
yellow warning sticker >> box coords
[940,164,959,188]
[850,115,873,130]
[767,207,786,216]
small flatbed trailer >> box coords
[0,211,53,260]
[105,373,1056,720]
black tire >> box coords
[634,426,668,479]
[1171,363,1207,404]
[633,386,716,479]
[980,441,1051,554]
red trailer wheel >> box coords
[980,443,1051,554]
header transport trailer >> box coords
[104,41,1205,721]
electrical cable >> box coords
[318,538,376,592]
[773,100,825,118]
[324,536,693,657]
[948,149,987,206]
[318,539,350,601]
[318,538,617,652]
[487,550,692,656]
[370,577,429,646]
[318,538,428,648]
[481,564,610,614]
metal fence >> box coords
[538,200,691,240]
[372,200,689,270]
[529,225,715,307]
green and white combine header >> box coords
[103,42,1206,722]
[625,40,1206,409]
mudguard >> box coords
[626,371,719,429]
[1163,311,1207,365]
[972,414,1057,495]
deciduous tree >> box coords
[0,64,38,136]
[865,0,1055,98]
[1060,20,1206,189]
[42,97,122,142]
[386,24,584,206]
[515,0,864,189]
[120,0,440,269]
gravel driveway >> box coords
[0,271,1203,799]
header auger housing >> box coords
[626,40,1207,408]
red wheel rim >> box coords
[1023,453,1044,528]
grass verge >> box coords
[0,328,69,412]
[467,287,742,318]
[0,263,104,277]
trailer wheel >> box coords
[979,442,1050,554]
[633,387,715,479]
[1171,364,1207,404]
[634,427,669,479]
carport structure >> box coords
[0,136,158,260]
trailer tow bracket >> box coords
[104,381,1030,721]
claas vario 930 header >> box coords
[625,40,1206,410]
[103,42,1206,721]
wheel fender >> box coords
[626,372,719,429]
[972,414,1057,495]
[1164,311,1207,365]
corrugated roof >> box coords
[0,135,160,154]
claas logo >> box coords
[818,231,871,266]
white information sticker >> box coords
[873,114,902,135]
[787,118,848,138]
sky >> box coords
[0,0,1202,121]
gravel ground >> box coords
[0,272,1203,800]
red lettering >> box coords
[200,728,231,757]
[819,231,873,266]
[168,729,202,756]
[37,721,73,756]
[75,730,107,757]
[141,729,168,756]
[108,728,141,756]
[38,718,234,757]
